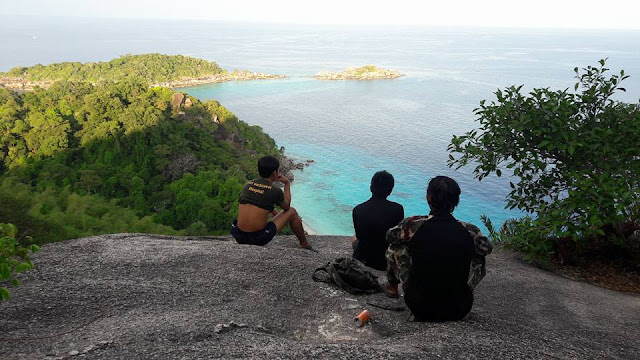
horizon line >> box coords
[2,12,640,32]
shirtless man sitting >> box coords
[231,155,315,251]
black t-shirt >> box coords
[352,196,404,270]
[238,178,285,212]
[404,214,475,321]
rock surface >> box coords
[279,155,308,182]
[170,93,186,108]
[155,70,286,89]
[0,234,638,359]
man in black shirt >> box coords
[231,156,314,250]
[385,176,492,321]
[352,171,404,270]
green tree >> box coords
[1,54,225,84]
[0,223,40,300]
[448,60,640,258]
[0,73,280,243]
[25,108,71,157]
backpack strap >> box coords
[311,264,332,283]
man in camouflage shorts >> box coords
[385,176,492,321]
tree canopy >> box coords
[0,78,279,243]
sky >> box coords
[1,0,639,30]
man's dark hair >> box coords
[370,170,395,198]
[258,156,280,178]
[427,176,461,214]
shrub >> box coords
[186,221,208,236]
[449,60,640,260]
[0,223,39,300]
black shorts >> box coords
[231,220,277,246]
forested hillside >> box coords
[0,54,224,83]
[0,79,279,243]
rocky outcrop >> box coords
[279,155,311,181]
[315,65,403,80]
[170,93,194,115]
[171,93,186,108]
[0,76,53,91]
[154,70,286,88]
[1,234,638,358]
[231,134,243,143]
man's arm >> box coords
[276,174,291,210]
[385,215,430,290]
[459,221,492,290]
[460,222,493,256]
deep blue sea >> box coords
[3,15,640,235]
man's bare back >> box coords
[237,203,271,232]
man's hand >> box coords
[276,174,290,184]
[278,173,292,206]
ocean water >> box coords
[3,15,640,235]
[182,77,523,235]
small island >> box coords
[315,65,403,80]
[0,54,285,91]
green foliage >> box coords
[449,60,640,259]
[0,223,39,300]
[157,171,243,235]
[0,179,179,243]
[346,65,395,77]
[481,215,553,267]
[1,54,225,84]
[354,65,379,75]
[0,78,279,244]
[186,221,208,236]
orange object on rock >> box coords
[354,310,370,327]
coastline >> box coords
[0,70,405,91]
[159,71,286,88]
[0,71,286,91]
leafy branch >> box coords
[1,223,40,300]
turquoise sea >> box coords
[3,15,640,235]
